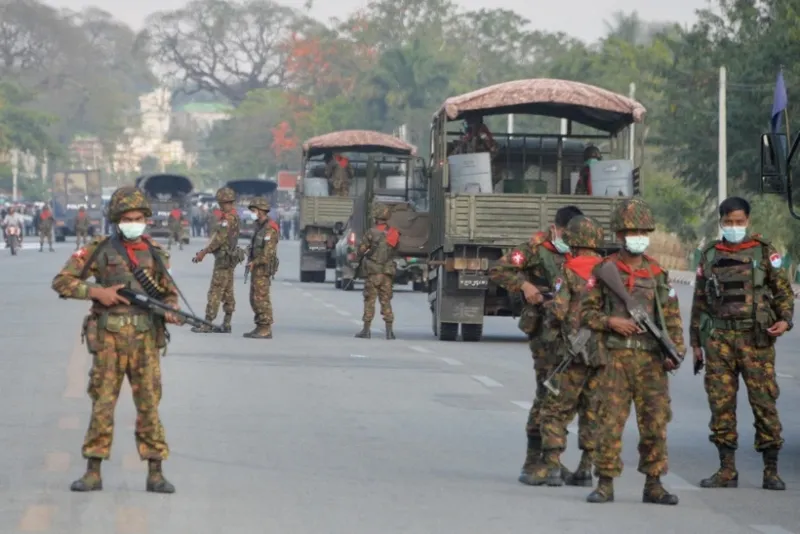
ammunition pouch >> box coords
[698,312,714,349]
[755,308,778,348]
[81,314,103,354]
[517,305,542,335]
[102,313,154,333]
[267,255,280,277]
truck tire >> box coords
[300,270,313,283]
[55,230,65,243]
[412,281,426,292]
[432,297,458,341]
[341,278,354,290]
[314,271,326,283]
[461,324,483,342]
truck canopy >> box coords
[137,174,194,197]
[225,179,278,197]
[302,130,416,158]
[436,78,646,134]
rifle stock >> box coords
[594,262,683,369]
[117,288,225,332]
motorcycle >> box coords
[5,225,21,255]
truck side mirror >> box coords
[761,133,788,194]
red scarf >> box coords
[715,238,760,253]
[170,208,182,219]
[268,219,280,232]
[41,210,51,220]
[566,256,602,281]
[123,240,149,267]
[615,257,663,290]
[77,212,86,219]
[541,239,573,261]
[334,154,349,168]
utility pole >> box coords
[628,83,636,161]
[11,149,19,201]
[718,66,727,239]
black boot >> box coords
[243,326,272,339]
[192,315,215,333]
[565,450,594,487]
[70,458,103,492]
[762,449,786,490]
[700,446,738,488]
[587,476,614,503]
[385,323,395,340]
[643,475,679,505]
[355,322,371,338]
[221,313,232,333]
[146,459,175,494]
[518,435,547,485]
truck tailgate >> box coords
[300,197,354,229]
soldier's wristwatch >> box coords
[786,320,793,330]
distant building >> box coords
[173,102,233,136]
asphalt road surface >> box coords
[1,238,799,534]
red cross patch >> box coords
[586,276,596,289]
[770,253,783,268]
[72,248,87,259]
[696,265,703,276]
[509,250,524,266]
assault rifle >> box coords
[117,287,225,333]
[345,252,367,291]
[543,328,592,396]
[594,262,684,370]
[244,264,251,284]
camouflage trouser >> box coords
[249,269,273,326]
[593,349,671,478]
[39,226,53,247]
[205,267,235,320]
[540,363,603,454]
[75,231,88,248]
[525,338,560,439]
[362,273,394,323]
[167,229,183,249]
[331,187,350,197]
[83,324,168,460]
[705,330,783,451]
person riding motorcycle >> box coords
[2,207,25,248]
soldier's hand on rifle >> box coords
[164,304,181,325]
[607,317,639,337]
[90,284,130,307]
[521,282,543,305]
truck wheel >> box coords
[433,297,458,341]
[314,271,326,283]
[461,324,483,342]
[342,278,353,290]
[300,270,312,283]
[55,232,65,243]
[412,281,426,292]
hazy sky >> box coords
[45,0,712,42]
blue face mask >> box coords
[624,236,649,255]
[552,238,570,254]
[721,226,747,244]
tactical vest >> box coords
[604,261,668,351]
[215,212,243,268]
[700,241,768,325]
[250,219,280,276]
[364,227,396,274]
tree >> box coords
[0,82,57,156]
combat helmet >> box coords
[248,197,270,212]
[611,198,655,232]
[583,145,601,161]
[372,203,391,221]
[107,186,152,223]
[216,187,236,203]
[563,215,604,249]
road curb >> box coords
[669,270,800,298]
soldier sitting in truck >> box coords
[450,116,502,187]
[324,152,353,197]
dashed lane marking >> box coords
[351,319,362,326]
[776,372,793,379]
[439,357,462,366]
[44,451,71,472]
[58,415,81,430]
[116,507,149,533]
[323,303,336,308]
[281,281,292,287]
[472,375,503,388]
[662,472,700,491]
[511,401,532,410]
[350,354,367,358]
[336,310,351,317]
[18,505,55,532]
[301,292,312,297]
[409,345,431,353]
[750,526,795,534]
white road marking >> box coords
[302,292,312,297]
[323,303,336,309]
[439,357,462,366]
[336,310,351,317]
[750,526,796,534]
[350,319,362,326]
[662,472,700,491]
[350,354,367,358]
[472,375,503,388]
[281,281,292,287]
[511,401,532,410]
[776,372,793,379]
[408,345,431,353]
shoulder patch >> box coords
[72,248,87,259]
[554,277,563,292]
[696,264,703,276]
[770,252,782,268]
[668,287,676,298]
[220,220,228,227]
[509,249,525,266]
[586,276,596,290]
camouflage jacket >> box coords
[249,218,280,274]
[74,214,90,231]
[582,253,685,355]
[326,159,353,196]
[205,208,240,268]
[358,224,397,276]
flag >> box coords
[771,69,788,133]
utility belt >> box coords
[711,318,754,331]
[606,333,659,352]
[82,310,166,354]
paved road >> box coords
[1,238,799,533]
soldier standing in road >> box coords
[167,207,184,251]
[488,205,583,485]
[691,196,793,491]
[581,198,685,505]
[192,187,243,333]
[538,215,607,487]
[244,197,280,339]
[38,203,54,252]
[355,203,399,340]
[51,186,178,494]
[75,206,90,249]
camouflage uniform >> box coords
[51,186,175,494]
[193,187,242,333]
[582,198,685,505]
[244,197,280,339]
[355,203,398,340]
[75,207,90,249]
[691,234,793,491]
[575,146,601,195]
[38,207,54,252]
[167,211,184,251]
[539,216,606,487]
[488,230,571,485]
[325,155,353,197]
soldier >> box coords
[38,203,54,252]
[75,206,91,249]
[325,152,353,197]
[575,146,601,195]
[167,207,184,251]
[192,187,243,333]
[539,215,607,487]
[354,203,399,340]
[488,205,583,485]
[581,198,685,505]
[244,197,280,339]
[691,196,793,491]
[51,186,178,494]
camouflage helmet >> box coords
[248,197,270,212]
[216,187,236,203]
[610,198,656,232]
[107,186,152,223]
[372,203,391,221]
[563,215,605,249]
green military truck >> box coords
[298,130,418,283]
[427,78,646,341]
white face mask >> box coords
[118,222,147,240]
[624,235,650,255]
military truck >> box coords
[427,78,646,341]
[760,132,800,218]
[51,169,103,242]
[225,179,278,238]
[136,174,194,240]
[298,130,417,283]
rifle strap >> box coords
[77,238,110,280]
[648,265,668,331]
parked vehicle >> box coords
[136,174,194,240]
[51,170,103,242]
[225,179,278,238]
[5,225,20,255]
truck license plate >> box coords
[458,273,489,290]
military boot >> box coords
[385,322,396,340]
[146,459,175,494]
[221,313,233,333]
[191,318,214,333]
[243,326,272,339]
[565,450,594,487]
[587,476,614,503]
[642,475,679,505]
[70,458,103,492]
[39,244,43,252]
[762,449,786,490]
[543,450,564,487]
[355,322,371,339]
[699,446,738,488]
[518,435,547,485]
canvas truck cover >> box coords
[226,178,278,207]
[386,201,431,257]
[136,174,194,218]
